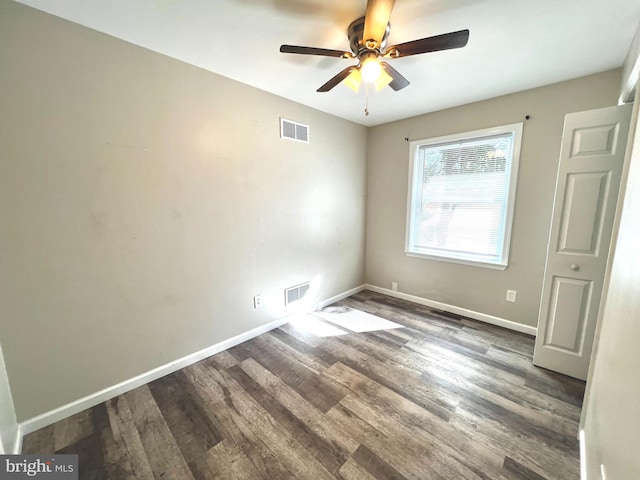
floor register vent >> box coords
[280,118,309,143]
[285,282,311,305]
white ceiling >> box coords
[13,0,640,126]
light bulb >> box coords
[360,58,382,83]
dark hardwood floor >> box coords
[22,290,585,479]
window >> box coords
[405,123,523,269]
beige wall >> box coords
[581,38,640,480]
[0,2,367,421]
[365,70,622,328]
[582,99,640,480]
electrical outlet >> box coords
[506,290,517,303]
[253,295,263,309]
[391,282,398,291]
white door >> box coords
[533,104,632,380]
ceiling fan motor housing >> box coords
[348,16,390,55]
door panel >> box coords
[557,172,610,254]
[533,104,632,380]
[544,276,592,354]
[570,123,619,157]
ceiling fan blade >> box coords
[380,62,410,91]
[363,0,395,47]
[317,66,358,92]
[280,45,352,58]
[386,29,469,58]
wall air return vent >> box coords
[280,118,309,143]
[285,282,311,306]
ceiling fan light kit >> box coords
[279,0,469,96]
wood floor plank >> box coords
[238,357,360,455]
[22,425,55,454]
[76,403,137,480]
[326,403,385,447]
[21,290,583,480]
[205,440,263,479]
[269,330,338,372]
[227,364,350,474]
[293,332,455,421]
[459,393,578,454]
[342,401,467,480]
[405,338,527,391]
[147,373,222,463]
[53,408,95,452]
[57,433,105,480]
[451,402,579,477]
[362,329,410,348]
[356,302,492,355]
[412,342,581,423]
[261,331,330,374]
[279,321,326,348]
[122,385,195,480]
[420,368,580,439]
[181,364,296,479]
[351,444,407,480]
[189,361,336,480]
[325,363,510,470]
[502,456,548,480]
[346,291,535,357]
[337,457,379,480]
[480,350,582,421]
[204,350,239,369]
[342,297,466,336]
[524,370,585,407]
[104,396,155,480]
[270,328,341,367]
[323,362,510,479]
[96,421,138,480]
[230,333,348,413]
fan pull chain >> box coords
[364,84,370,116]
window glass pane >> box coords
[406,125,521,267]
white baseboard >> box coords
[579,429,587,480]
[0,342,20,454]
[0,425,20,455]
[17,284,365,444]
[19,316,289,438]
[364,284,537,336]
[17,282,530,448]
[10,428,21,455]
[318,284,366,309]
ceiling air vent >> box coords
[280,118,309,143]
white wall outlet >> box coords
[253,295,263,309]
[391,282,398,291]
[506,290,517,303]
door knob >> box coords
[570,264,580,271]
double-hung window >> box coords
[405,123,523,269]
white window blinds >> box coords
[406,124,522,268]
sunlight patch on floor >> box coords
[288,314,350,337]
[314,306,404,333]
[287,306,405,338]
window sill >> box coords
[405,250,508,270]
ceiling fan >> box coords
[279,0,469,93]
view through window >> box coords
[406,123,523,269]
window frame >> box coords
[405,122,523,270]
